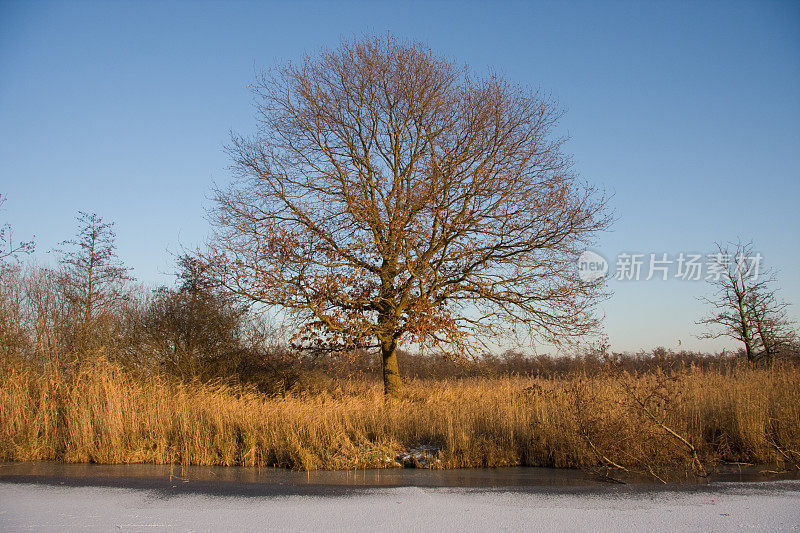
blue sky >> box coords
[1,0,798,352]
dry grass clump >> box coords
[1,358,798,473]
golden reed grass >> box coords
[1,358,798,472]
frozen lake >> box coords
[1,463,799,531]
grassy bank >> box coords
[1,359,798,475]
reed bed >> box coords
[1,358,798,473]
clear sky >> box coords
[1,0,798,353]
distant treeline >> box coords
[244,344,800,393]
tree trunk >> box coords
[734,280,756,364]
[381,336,402,397]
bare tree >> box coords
[57,212,133,354]
[0,195,36,363]
[206,35,610,396]
[0,194,34,264]
[698,241,796,363]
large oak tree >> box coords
[207,35,610,396]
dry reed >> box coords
[1,358,798,473]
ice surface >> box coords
[2,480,799,532]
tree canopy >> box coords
[207,35,610,395]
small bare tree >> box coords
[0,194,34,264]
[0,195,35,362]
[207,35,610,396]
[57,212,133,354]
[698,241,796,363]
